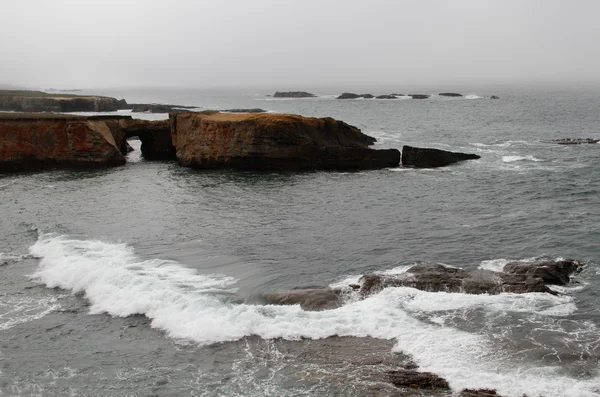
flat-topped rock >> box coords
[273,91,316,98]
[0,113,126,171]
[439,92,463,97]
[0,90,127,112]
[169,112,400,170]
[551,138,599,145]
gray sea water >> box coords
[1,86,599,396]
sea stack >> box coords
[169,112,400,170]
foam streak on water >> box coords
[28,233,600,397]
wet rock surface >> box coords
[358,259,581,297]
[439,92,463,97]
[409,94,431,99]
[402,145,481,168]
[386,369,450,390]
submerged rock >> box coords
[169,112,400,170]
[401,145,481,168]
[261,289,341,311]
[387,369,450,390]
[376,94,398,99]
[358,259,581,297]
[551,138,599,145]
[490,95,500,99]
[460,389,503,397]
[273,91,316,98]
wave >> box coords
[502,155,544,163]
[465,94,483,99]
[28,234,600,397]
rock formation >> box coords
[273,91,316,98]
[439,92,463,97]
[0,113,176,171]
[130,103,198,113]
[490,95,500,99]
[0,113,125,171]
[376,94,398,99]
[106,118,175,160]
[358,259,581,297]
[261,289,340,311]
[0,90,127,113]
[551,138,599,145]
[401,145,481,168]
[387,369,450,390]
[169,112,400,170]
[409,94,431,99]
[337,92,361,99]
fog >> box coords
[2,0,600,89]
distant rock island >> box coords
[273,91,316,98]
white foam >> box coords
[465,94,483,99]
[28,234,600,397]
[502,155,544,163]
[0,294,64,330]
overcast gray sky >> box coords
[2,0,600,89]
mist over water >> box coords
[1,86,600,396]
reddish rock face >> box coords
[0,114,125,172]
[169,112,400,170]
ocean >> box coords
[1,86,599,396]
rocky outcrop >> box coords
[221,108,267,113]
[387,369,450,390]
[376,94,398,99]
[0,113,125,171]
[106,119,175,160]
[410,94,430,99]
[439,92,463,97]
[490,95,500,99]
[169,112,400,170]
[130,103,197,113]
[273,91,316,98]
[0,90,127,112]
[358,259,581,297]
[359,93,374,99]
[460,389,503,397]
[337,92,361,99]
[402,145,481,168]
[551,138,599,145]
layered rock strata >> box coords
[0,91,127,112]
[169,112,400,170]
[0,113,125,171]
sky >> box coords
[2,0,600,89]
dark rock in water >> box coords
[358,259,581,297]
[409,94,430,99]
[503,259,581,286]
[490,95,500,99]
[337,92,361,99]
[551,138,599,145]
[401,145,481,168]
[387,369,450,390]
[460,389,503,397]
[439,92,463,97]
[125,141,134,153]
[221,108,266,113]
[359,93,374,99]
[130,103,197,113]
[261,289,341,311]
[376,94,398,99]
[273,91,316,98]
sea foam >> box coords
[28,233,600,397]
